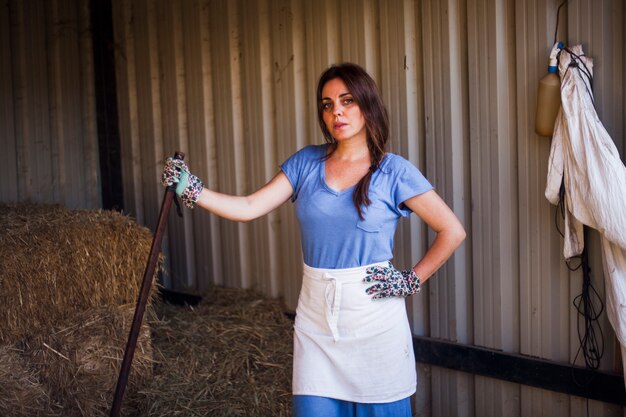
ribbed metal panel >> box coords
[420,0,475,415]
[117,0,626,415]
[0,0,624,414]
[466,0,521,415]
[0,0,100,208]
[516,1,576,416]
[569,0,625,158]
[0,0,17,200]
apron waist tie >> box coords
[323,272,343,342]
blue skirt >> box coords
[293,395,412,417]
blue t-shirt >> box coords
[280,144,433,269]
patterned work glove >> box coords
[161,157,204,209]
[364,262,421,299]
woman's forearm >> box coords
[412,225,466,283]
[194,171,293,222]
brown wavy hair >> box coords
[316,63,389,220]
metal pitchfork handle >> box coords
[109,151,185,417]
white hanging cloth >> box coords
[545,45,626,387]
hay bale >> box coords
[136,287,293,417]
[22,304,154,417]
[0,345,51,417]
[0,203,159,416]
[0,204,293,416]
[0,203,157,343]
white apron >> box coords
[292,261,417,403]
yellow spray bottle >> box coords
[535,42,563,137]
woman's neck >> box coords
[331,138,370,163]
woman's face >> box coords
[321,78,367,144]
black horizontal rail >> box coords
[413,336,626,406]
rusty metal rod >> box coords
[109,151,184,417]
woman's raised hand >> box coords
[161,157,204,208]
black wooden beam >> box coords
[159,288,203,306]
[91,0,123,211]
[413,336,626,406]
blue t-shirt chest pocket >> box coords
[356,203,387,233]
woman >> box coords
[162,63,466,417]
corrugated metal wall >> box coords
[109,0,625,416]
[0,0,101,208]
[1,0,624,415]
